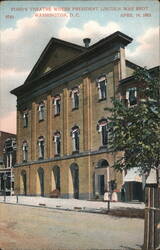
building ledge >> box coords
[14,149,114,168]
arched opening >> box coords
[94,159,109,198]
[52,166,60,191]
[38,167,44,196]
[70,163,79,199]
[21,170,27,195]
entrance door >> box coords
[70,164,79,199]
[21,170,27,195]
[73,167,79,199]
[22,173,27,195]
[133,182,142,201]
[38,168,44,196]
[99,175,105,195]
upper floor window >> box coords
[6,153,12,168]
[22,141,28,162]
[3,138,16,168]
[38,136,45,159]
[97,118,108,146]
[53,95,61,116]
[38,102,45,121]
[96,75,107,101]
[23,111,28,128]
[70,88,79,110]
[53,131,61,156]
[126,87,137,106]
[71,125,80,152]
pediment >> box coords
[25,38,85,83]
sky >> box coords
[0,0,159,134]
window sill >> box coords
[38,157,44,160]
[72,107,79,111]
[129,103,137,107]
[39,119,44,122]
[98,98,106,102]
[99,146,108,151]
[23,160,27,163]
[54,113,60,117]
[54,154,60,158]
[72,150,79,155]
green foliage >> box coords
[107,67,160,178]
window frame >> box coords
[38,136,45,159]
[53,95,61,116]
[22,141,28,162]
[23,111,28,128]
[53,131,61,156]
[38,102,45,121]
[126,87,137,107]
[71,126,80,153]
[70,88,79,110]
[96,75,107,101]
[97,119,108,147]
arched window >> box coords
[97,118,108,146]
[38,102,45,121]
[96,74,107,101]
[53,131,61,156]
[71,125,80,152]
[23,110,28,128]
[70,87,79,110]
[22,141,28,162]
[53,95,61,115]
[38,136,45,159]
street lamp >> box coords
[3,173,7,202]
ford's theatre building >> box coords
[11,31,143,200]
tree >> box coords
[106,67,160,250]
[107,67,160,186]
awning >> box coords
[146,169,157,184]
[124,168,142,183]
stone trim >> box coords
[14,148,113,168]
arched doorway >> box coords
[52,166,60,191]
[94,159,109,197]
[21,170,27,195]
[70,163,79,199]
[38,167,44,196]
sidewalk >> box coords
[0,195,145,215]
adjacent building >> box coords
[11,31,158,200]
[0,131,16,195]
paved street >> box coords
[0,203,144,250]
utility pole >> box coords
[3,173,7,202]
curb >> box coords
[0,201,144,218]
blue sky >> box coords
[0,0,159,133]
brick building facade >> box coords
[11,31,147,200]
